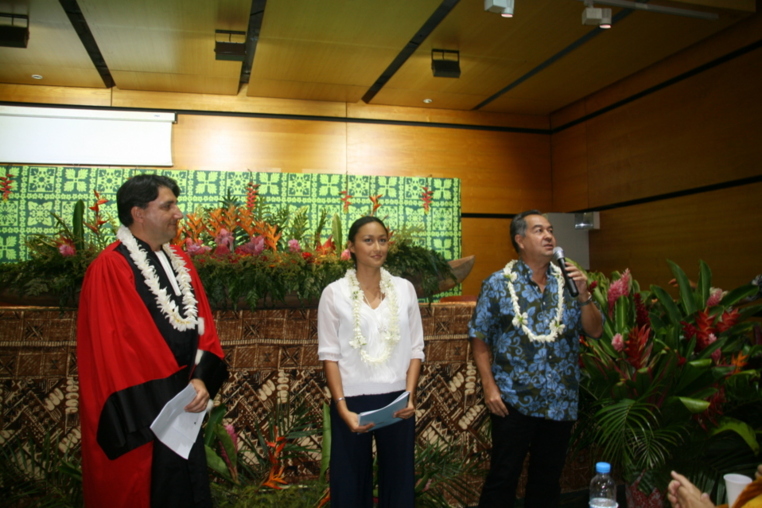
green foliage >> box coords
[1,196,455,309]
[575,260,762,494]
[0,434,83,508]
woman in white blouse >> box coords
[317,216,425,508]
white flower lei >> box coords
[345,267,400,365]
[117,226,198,332]
[503,260,566,342]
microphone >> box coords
[552,247,579,297]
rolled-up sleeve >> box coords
[317,284,342,362]
[405,281,425,361]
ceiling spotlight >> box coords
[31,74,42,79]
[423,98,433,104]
[431,49,460,78]
[484,0,514,18]
[582,4,612,28]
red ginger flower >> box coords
[634,293,650,328]
[715,308,740,334]
[625,325,651,369]
[607,269,631,318]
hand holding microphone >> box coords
[552,247,579,297]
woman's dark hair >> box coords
[116,174,180,226]
[510,209,543,253]
[346,216,388,263]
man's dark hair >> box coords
[116,174,180,226]
[510,209,544,253]
[346,216,388,263]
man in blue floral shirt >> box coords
[469,210,603,508]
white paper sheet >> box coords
[150,384,204,459]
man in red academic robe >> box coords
[77,174,228,508]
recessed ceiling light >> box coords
[31,74,43,80]
[423,98,433,104]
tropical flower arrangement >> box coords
[0,187,455,309]
[575,260,762,502]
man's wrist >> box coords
[578,293,593,306]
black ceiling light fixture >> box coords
[215,29,247,61]
[431,49,460,78]
[0,13,30,48]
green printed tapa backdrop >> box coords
[0,165,461,264]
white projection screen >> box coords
[0,105,176,166]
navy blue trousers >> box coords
[329,391,415,508]
[478,404,574,508]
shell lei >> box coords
[503,260,566,342]
[117,226,199,332]
[345,267,400,365]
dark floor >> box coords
[468,485,628,507]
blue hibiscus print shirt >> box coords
[468,259,594,421]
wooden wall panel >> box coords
[589,182,762,294]
[347,123,552,214]
[461,217,515,297]
[171,114,348,173]
[551,123,589,212]
[585,48,762,208]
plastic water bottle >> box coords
[589,461,617,508]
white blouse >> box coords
[317,273,425,397]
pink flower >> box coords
[607,269,631,317]
[340,248,351,261]
[236,236,266,256]
[612,333,624,352]
[215,228,234,250]
[58,243,76,257]
[184,238,211,256]
[288,239,301,253]
[707,288,724,307]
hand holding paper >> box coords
[357,392,410,431]
[150,384,205,459]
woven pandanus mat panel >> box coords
[0,304,589,496]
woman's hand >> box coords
[393,400,416,420]
[340,408,374,433]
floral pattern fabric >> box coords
[468,260,592,421]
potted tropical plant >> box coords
[575,261,762,507]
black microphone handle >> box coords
[557,258,579,297]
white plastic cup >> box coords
[724,473,752,507]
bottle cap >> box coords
[595,462,611,474]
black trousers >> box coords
[478,405,574,508]
[329,391,416,508]
[150,430,212,508]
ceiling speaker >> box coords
[0,24,29,48]
[215,41,245,62]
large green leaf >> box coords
[668,260,696,316]
[204,404,226,447]
[710,417,760,454]
[72,200,85,253]
[721,284,758,307]
[331,213,343,250]
[204,444,232,481]
[319,402,331,483]
[696,260,712,308]
[676,396,711,413]
[651,285,683,325]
